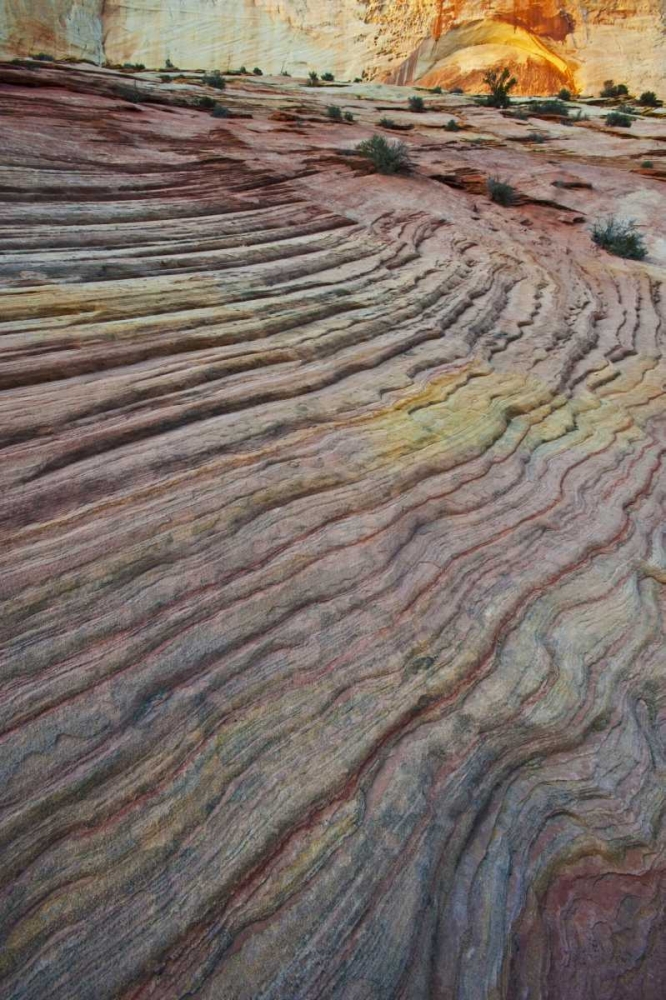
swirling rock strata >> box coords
[1,65,666,1000]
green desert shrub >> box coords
[605,111,632,127]
[443,118,462,131]
[253,67,263,76]
[483,67,517,108]
[408,95,425,112]
[202,70,226,90]
[641,160,654,168]
[638,90,661,107]
[557,88,572,101]
[32,53,55,61]
[321,72,335,82]
[198,95,216,109]
[308,71,319,86]
[528,99,569,117]
[571,109,589,121]
[526,131,547,142]
[600,80,629,98]
[591,217,647,259]
[343,111,355,122]
[354,135,411,174]
[430,86,443,94]
[379,116,397,128]
[211,104,231,118]
[326,105,343,121]
[487,177,518,206]
[450,87,464,94]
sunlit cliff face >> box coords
[0,0,665,93]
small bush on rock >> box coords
[211,104,231,118]
[487,177,518,206]
[202,70,226,90]
[308,71,319,86]
[444,119,462,131]
[557,88,572,101]
[327,105,343,121]
[354,135,411,175]
[253,67,263,76]
[638,91,661,107]
[344,111,354,122]
[600,80,629,98]
[483,67,517,108]
[591,217,646,259]
[605,111,632,127]
[321,72,335,82]
[408,95,425,112]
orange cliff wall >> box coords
[392,0,666,94]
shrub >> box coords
[321,72,335,82]
[354,77,363,83]
[430,86,443,94]
[600,80,629,98]
[408,95,425,112]
[641,160,654,168]
[571,109,589,121]
[354,135,411,174]
[487,177,518,206]
[198,95,217,109]
[526,131,547,142]
[308,71,319,86]
[123,62,146,71]
[444,118,461,131]
[202,70,226,90]
[253,67,263,76]
[326,105,343,121]
[32,53,55,61]
[638,91,661,107]
[344,111,354,122]
[239,66,247,75]
[160,74,172,83]
[450,87,464,94]
[528,99,569,117]
[118,86,143,103]
[591,217,646,259]
[211,104,231,118]
[379,116,397,128]
[483,67,517,108]
[558,88,572,101]
[605,111,632,127]
[280,69,291,77]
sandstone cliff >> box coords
[1,0,665,95]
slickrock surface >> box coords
[1,65,666,1000]
[1,0,666,95]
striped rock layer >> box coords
[1,64,666,1000]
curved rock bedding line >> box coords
[1,68,666,1000]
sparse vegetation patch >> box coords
[487,177,518,206]
[354,135,412,175]
[591,217,647,259]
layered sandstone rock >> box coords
[1,0,665,95]
[1,63,666,1000]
